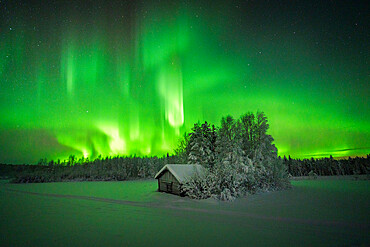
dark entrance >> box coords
[166,182,173,193]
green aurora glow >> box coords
[0,1,369,164]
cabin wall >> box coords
[158,170,181,195]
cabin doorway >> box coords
[166,182,173,193]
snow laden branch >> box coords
[178,112,290,201]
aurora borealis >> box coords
[0,1,369,164]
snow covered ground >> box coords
[0,178,369,246]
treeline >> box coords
[2,154,367,184]
[6,156,177,183]
[0,164,46,179]
[284,155,370,177]
[1,110,368,200]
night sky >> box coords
[0,0,369,164]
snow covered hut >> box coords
[154,164,205,196]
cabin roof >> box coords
[154,164,205,183]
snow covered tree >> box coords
[240,112,256,158]
[180,112,290,201]
[239,111,277,163]
[215,116,246,168]
[187,122,216,168]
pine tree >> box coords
[187,122,215,168]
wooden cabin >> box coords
[154,164,205,196]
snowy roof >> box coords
[154,164,206,183]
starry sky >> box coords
[0,0,369,164]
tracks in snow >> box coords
[2,185,368,230]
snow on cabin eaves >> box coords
[154,164,205,183]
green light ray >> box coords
[0,1,368,163]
